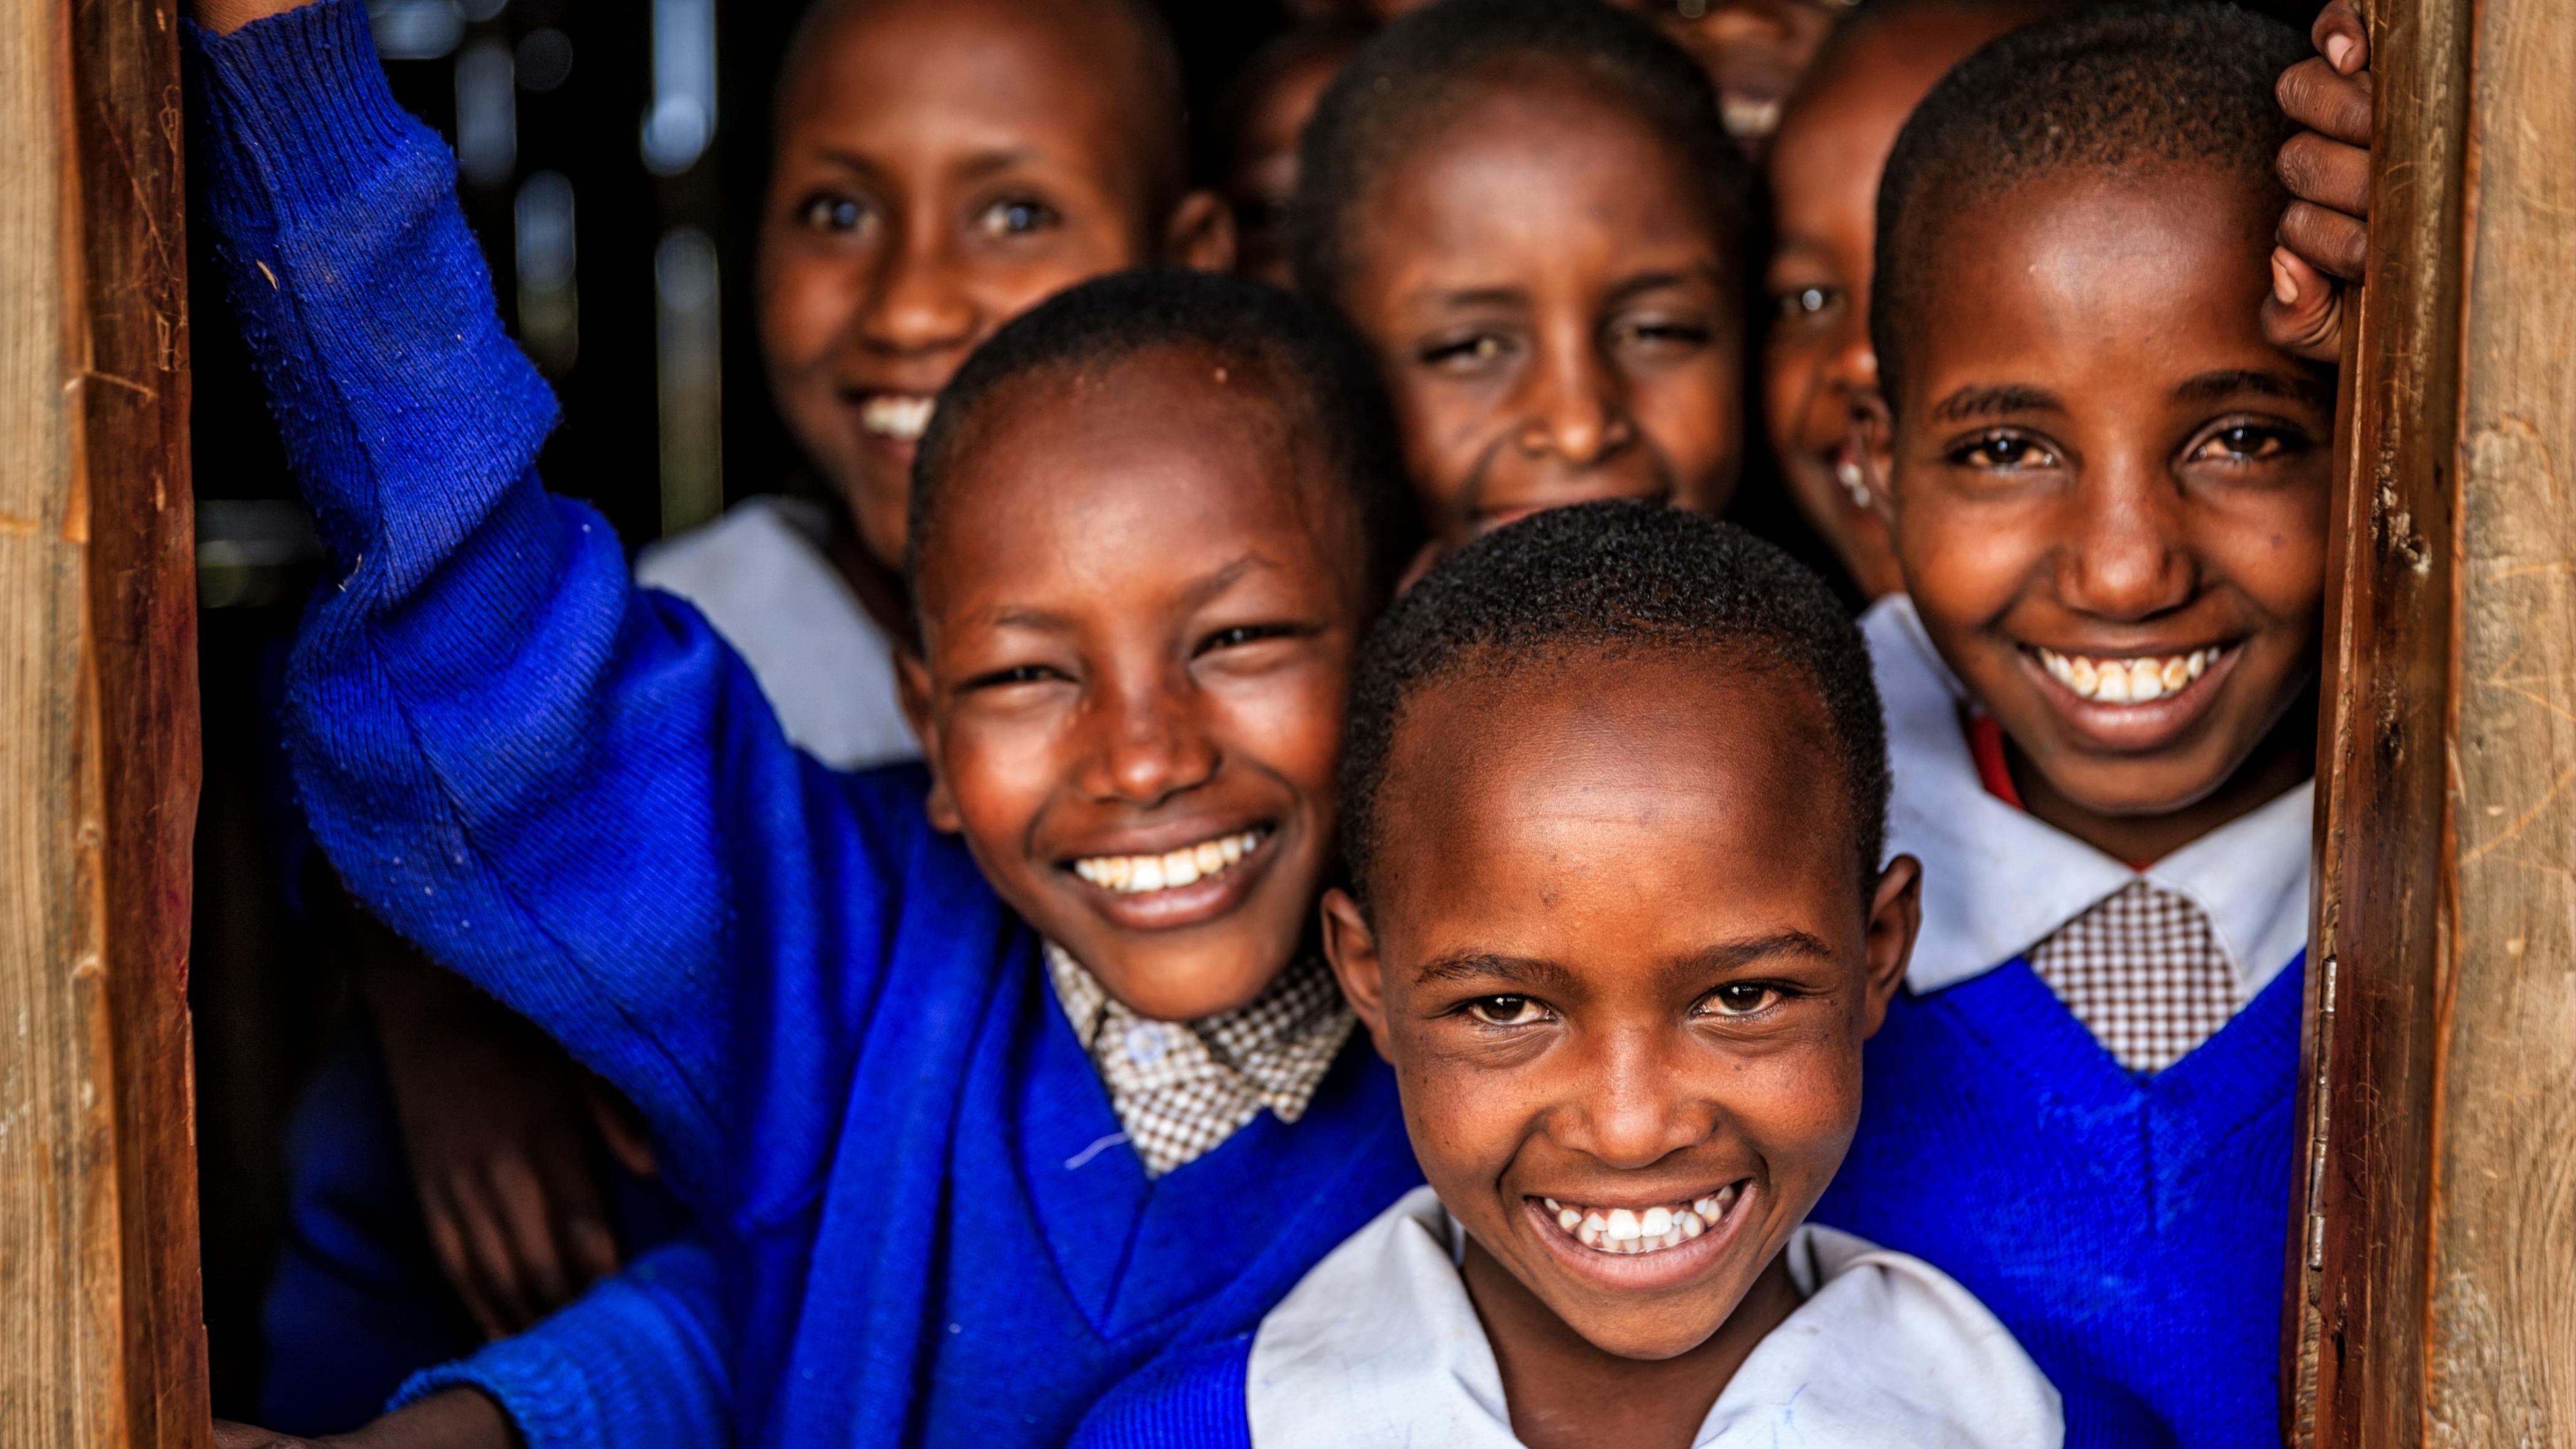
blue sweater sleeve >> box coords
[188,0,913,1216]
[1068,1335,1256,1449]
[393,1239,732,1448]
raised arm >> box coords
[188,0,915,1204]
[394,1238,736,1449]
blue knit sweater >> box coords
[189,6,1420,1445]
[1813,956,2302,1449]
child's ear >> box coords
[1849,390,1898,531]
[895,648,962,835]
[1162,188,1237,274]
[1319,888,1394,1061]
[1858,852,1923,1037]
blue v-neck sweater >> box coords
[1813,956,2303,1449]
[188,7,1420,1446]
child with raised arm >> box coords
[1076,504,2060,1449]
[1812,9,2330,1445]
[188,4,1428,1445]
[1295,0,1760,545]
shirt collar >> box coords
[1041,942,1351,1121]
[1867,596,2312,998]
[1245,1186,2063,1449]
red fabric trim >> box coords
[1965,710,2025,810]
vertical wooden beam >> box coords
[0,0,209,1445]
[2291,0,2576,1440]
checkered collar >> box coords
[1865,596,2313,1001]
[1042,942,1355,1176]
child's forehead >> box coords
[780,0,1176,175]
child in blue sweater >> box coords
[188,4,1425,1443]
[1809,9,2331,1446]
[1078,505,2060,1449]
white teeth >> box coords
[859,394,935,442]
[1547,1188,1740,1258]
[1721,94,1782,138]
[2036,647,2220,706]
[1071,830,1267,896]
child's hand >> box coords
[2266,0,2371,363]
[216,1391,520,1449]
[192,0,324,34]
[358,918,624,1339]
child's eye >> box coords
[1463,995,1552,1027]
[974,197,1060,239]
[1770,285,1840,324]
[1697,983,1783,1018]
[1419,333,1509,369]
[2188,423,2302,464]
[1609,317,1714,351]
[798,193,874,236]
[1949,432,2060,472]
[1194,623,1301,657]
[960,663,1067,691]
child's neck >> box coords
[824,507,917,647]
[2008,686,2319,866]
[1462,1235,1802,1449]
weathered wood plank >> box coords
[2291,0,2576,1440]
[0,0,207,1444]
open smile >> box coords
[2020,641,2242,750]
[1059,825,1278,931]
[1520,1178,1758,1292]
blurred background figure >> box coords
[1209,22,1368,288]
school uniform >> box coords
[634,496,919,773]
[1073,1185,2063,1448]
[188,7,1420,1448]
[1812,597,2310,1449]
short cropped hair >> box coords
[908,270,1420,612]
[1340,502,1889,909]
[1871,2,2308,405]
[1292,0,1758,307]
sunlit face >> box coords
[1325,651,1918,1362]
[1876,169,2332,822]
[1764,7,2043,601]
[757,0,1222,569]
[904,347,1370,1021]
[1336,72,1745,544]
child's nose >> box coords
[1822,320,1879,401]
[1078,683,1220,809]
[1516,336,1634,469]
[1556,1034,1711,1170]
[2061,468,2198,620]
[857,233,979,355]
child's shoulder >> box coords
[1069,1334,1257,1449]
[1717,1224,2064,1448]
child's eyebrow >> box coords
[1930,383,2061,423]
[1603,269,1712,306]
[1413,951,1578,993]
[2172,367,2334,410]
[1669,930,1839,982]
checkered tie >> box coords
[2027,879,2242,1074]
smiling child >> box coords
[1295,0,1760,545]
[1760,0,2067,602]
[1077,504,2059,1449]
[1812,9,2328,1447]
[189,5,1431,1443]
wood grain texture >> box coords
[2291,0,2576,1441]
[0,0,207,1445]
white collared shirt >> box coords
[1246,1186,2063,1449]
[1866,596,2311,1002]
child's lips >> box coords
[2019,640,2244,751]
[1519,1178,1758,1294]
[1059,824,1281,932]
